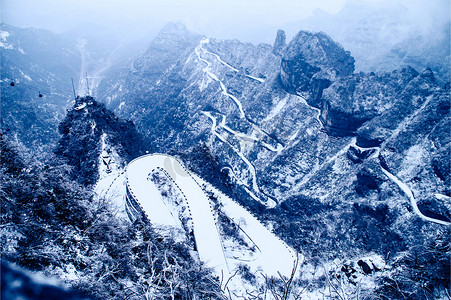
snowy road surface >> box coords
[193,174,299,277]
[126,154,299,287]
[126,154,229,276]
[195,39,282,207]
[381,167,451,226]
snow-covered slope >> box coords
[94,133,127,218]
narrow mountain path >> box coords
[294,91,448,226]
[201,111,276,207]
[195,39,245,118]
[195,38,280,148]
[202,45,265,83]
[351,136,450,226]
[88,40,125,94]
[77,39,88,96]
[296,94,323,127]
[195,38,282,206]
[381,167,450,226]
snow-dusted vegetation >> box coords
[1,1,449,298]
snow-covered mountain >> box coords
[0,23,139,149]
[0,23,80,147]
[283,1,450,82]
[99,22,448,209]
[95,22,450,297]
[1,19,449,299]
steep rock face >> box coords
[320,66,419,136]
[280,31,355,100]
[288,2,450,83]
[279,31,444,140]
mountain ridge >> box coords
[1,20,449,299]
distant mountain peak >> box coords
[148,21,202,53]
[272,29,286,55]
[158,21,194,36]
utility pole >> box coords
[85,72,90,96]
[71,77,77,99]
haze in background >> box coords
[2,0,448,43]
[1,0,449,78]
[2,0,346,43]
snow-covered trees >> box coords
[1,134,222,299]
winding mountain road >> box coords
[127,154,229,276]
[351,140,450,226]
[381,167,450,226]
[125,154,299,290]
[195,39,283,207]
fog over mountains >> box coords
[1,0,450,299]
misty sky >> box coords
[2,0,345,32]
[1,0,449,43]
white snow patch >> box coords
[262,95,288,123]
[398,144,425,179]
[0,30,9,41]
[94,134,127,218]
[435,193,451,202]
[245,74,265,83]
[74,102,87,110]
[0,42,13,50]
[19,70,32,81]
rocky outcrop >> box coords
[55,96,147,185]
[272,29,286,56]
[347,146,377,164]
[320,66,419,136]
[279,31,444,139]
[280,31,354,99]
